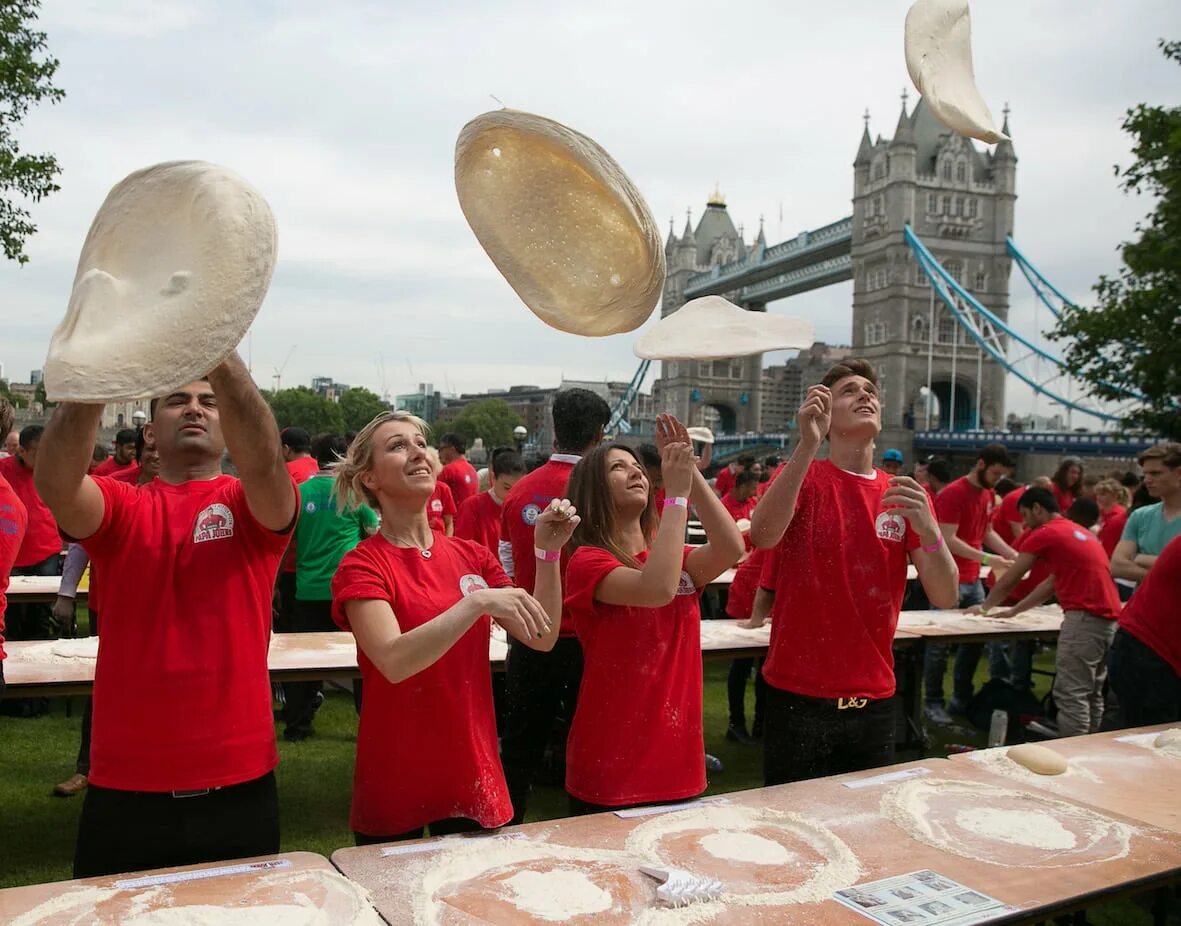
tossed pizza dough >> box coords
[44,161,277,402]
[455,109,664,337]
[1007,743,1068,776]
[904,0,1008,144]
[686,426,715,445]
[634,296,814,360]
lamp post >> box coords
[513,425,527,453]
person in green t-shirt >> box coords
[283,434,378,741]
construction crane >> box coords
[272,345,296,392]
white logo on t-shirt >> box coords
[459,574,489,597]
[1073,529,1089,542]
[875,511,906,543]
[193,503,234,544]
[676,571,696,596]
[430,499,444,514]
[304,501,317,514]
[464,474,472,484]
[522,503,542,525]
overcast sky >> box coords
[3,0,1178,417]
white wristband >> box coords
[662,496,689,510]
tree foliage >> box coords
[338,387,388,432]
[1049,39,1181,439]
[1,1,65,264]
[266,387,345,435]
[446,399,523,449]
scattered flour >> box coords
[52,638,100,660]
[699,831,791,865]
[9,885,128,926]
[14,640,98,665]
[969,747,1102,788]
[1153,729,1181,760]
[881,778,1132,868]
[122,904,329,925]
[955,808,1077,850]
[504,868,613,921]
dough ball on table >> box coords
[44,161,277,402]
[455,109,665,337]
[1007,743,1068,776]
[1153,729,1181,757]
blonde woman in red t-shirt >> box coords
[562,415,744,813]
[331,411,578,843]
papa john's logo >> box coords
[522,503,542,526]
[875,511,906,544]
[676,571,696,596]
[459,574,490,597]
[193,504,234,544]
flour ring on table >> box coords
[880,777,1132,867]
[51,637,100,660]
[1007,743,1068,776]
[634,296,814,361]
[904,0,1008,144]
[455,109,665,337]
[44,161,277,402]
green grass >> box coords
[0,654,1157,922]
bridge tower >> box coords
[852,95,1017,452]
[653,192,766,434]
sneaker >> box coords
[923,704,954,726]
[53,773,88,797]
[725,723,756,746]
[705,754,725,774]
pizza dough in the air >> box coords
[1007,743,1068,776]
[904,0,1008,144]
[455,109,665,337]
[687,426,715,445]
[44,161,278,402]
[635,296,814,360]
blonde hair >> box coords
[1094,478,1130,507]
[423,445,442,476]
[332,410,430,512]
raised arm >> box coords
[685,466,745,586]
[887,476,958,609]
[207,352,295,532]
[34,403,106,540]
[520,498,580,651]
[750,385,828,549]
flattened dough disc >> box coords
[634,296,814,361]
[905,0,1008,144]
[455,109,665,337]
[44,161,277,402]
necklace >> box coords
[379,528,433,558]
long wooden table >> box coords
[897,605,1064,644]
[0,851,379,924]
[331,757,1181,925]
[950,724,1181,834]
[5,574,87,604]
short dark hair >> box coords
[927,459,952,484]
[92,443,109,463]
[280,427,311,453]
[736,454,756,469]
[994,476,1021,498]
[552,388,611,453]
[764,455,781,469]
[491,449,525,478]
[735,471,759,488]
[311,433,348,468]
[820,358,879,391]
[19,424,43,448]
[115,428,137,445]
[1065,497,1099,528]
[440,432,466,454]
[1017,486,1058,513]
[1120,470,1142,489]
[635,443,661,469]
[977,442,1014,468]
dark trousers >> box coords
[764,686,896,786]
[273,571,297,633]
[8,554,64,641]
[1109,628,1181,727]
[76,609,100,776]
[354,816,482,845]
[500,635,584,825]
[282,599,336,736]
[727,658,766,728]
[73,771,280,878]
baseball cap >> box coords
[883,448,904,463]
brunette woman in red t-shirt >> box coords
[331,411,578,843]
[562,415,744,813]
[1050,456,1084,514]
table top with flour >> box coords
[896,605,1064,643]
[6,575,88,604]
[950,724,1181,835]
[0,851,380,925]
[329,757,1181,925]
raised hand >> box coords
[661,439,695,498]
[533,498,580,552]
[654,414,693,456]
[883,476,937,535]
[797,385,831,447]
[474,587,552,640]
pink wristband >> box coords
[663,496,689,510]
[921,535,945,554]
[534,547,561,562]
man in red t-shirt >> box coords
[720,471,759,526]
[714,453,753,499]
[455,449,525,555]
[1109,534,1181,726]
[921,442,1018,724]
[91,429,138,478]
[36,353,296,878]
[0,399,29,702]
[438,433,480,507]
[750,359,957,784]
[974,486,1122,736]
[499,387,610,823]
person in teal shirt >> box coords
[1112,443,1181,594]
[284,434,378,741]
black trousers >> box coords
[764,686,896,786]
[273,571,297,634]
[74,771,280,878]
[1109,628,1181,727]
[282,599,336,735]
[500,635,584,825]
[354,816,482,845]
[727,658,766,728]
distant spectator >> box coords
[1050,456,1084,513]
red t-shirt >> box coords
[986,528,1048,605]
[108,463,143,485]
[454,490,503,556]
[1098,505,1128,559]
[81,475,292,791]
[1018,516,1121,619]
[564,545,705,806]
[427,481,457,533]
[439,458,479,507]
[501,456,579,636]
[0,476,29,659]
[332,533,513,835]
[936,476,994,583]
[761,460,921,699]
[0,456,62,567]
[721,492,757,523]
[281,456,321,573]
[990,489,1025,548]
[725,548,770,620]
[1052,484,1078,515]
[92,457,137,478]
[1119,534,1181,675]
[714,466,736,498]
